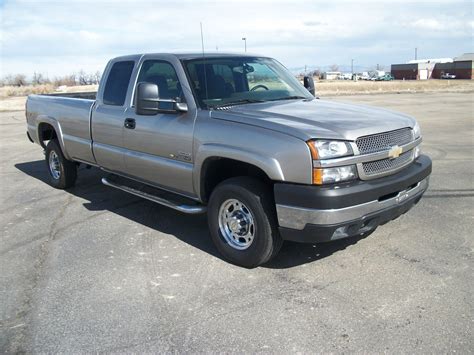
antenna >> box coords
[200,22,209,102]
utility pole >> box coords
[242,37,247,52]
[415,47,418,60]
[351,59,354,75]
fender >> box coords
[193,143,285,200]
[35,115,72,160]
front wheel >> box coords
[208,177,282,268]
[45,139,77,189]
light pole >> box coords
[242,37,247,52]
[351,59,354,75]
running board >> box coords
[101,175,206,214]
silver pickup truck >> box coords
[26,53,432,267]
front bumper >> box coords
[275,155,432,243]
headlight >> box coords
[313,166,358,185]
[307,140,353,159]
[413,122,421,138]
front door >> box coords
[122,59,196,196]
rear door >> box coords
[92,59,136,172]
[122,56,197,197]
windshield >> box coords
[183,57,313,109]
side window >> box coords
[103,61,135,106]
[136,60,182,100]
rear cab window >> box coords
[103,61,135,106]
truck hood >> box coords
[210,99,415,141]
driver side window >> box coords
[136,60,183,109]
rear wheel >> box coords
[45,139,77,189]
[208,177,282,268]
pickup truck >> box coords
[26,53,432,267]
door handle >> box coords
[124,118,136,129]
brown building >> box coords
[391,62,435,80]
[432,53,474,79]
[391,53,474,80]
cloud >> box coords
[0,0,472,77]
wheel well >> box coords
[38,123,58,148]
[200,158,272,203]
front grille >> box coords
[356,128,413,154]
[362,150,413,176]
[356,128,416,179]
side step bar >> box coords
[102,175,206,214]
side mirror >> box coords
[135,82,188,115]
[136,82,159,115]
[303,75,315,96]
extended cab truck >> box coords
[26,53,432,267]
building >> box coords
[432,53,474,79]
[321,71,341,80]
[391,54,474,80]
[391,58,452,80]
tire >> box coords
[207,177,283,268]
[45,139,77,189]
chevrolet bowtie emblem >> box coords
[388,145,403,159]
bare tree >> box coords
[13,74,27,86]
[93,70,101,84]
[53,74,76,86]
[329,64,339,72]
[311,68,321,78]
[77,70,89,85]
[1,74,14,86]
[32,72,44,85]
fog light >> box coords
[313,165,358,185]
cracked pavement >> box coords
[1,92,473,352]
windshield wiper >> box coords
[211,98,266,108]
[269,96,309,101]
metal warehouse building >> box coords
[391,53,474,80]
[391,62,436,80]
[432,53,474,79]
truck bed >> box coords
[26,93,97,164]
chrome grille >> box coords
[362,151,413,176]
[356,128,413,154]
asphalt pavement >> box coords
[1,92,472,353]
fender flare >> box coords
[193,143,285,200]
[35,116,71,160]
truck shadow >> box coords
[15,160,368,269]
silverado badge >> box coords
[388,145,403,159]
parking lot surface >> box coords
[1,92,472,353]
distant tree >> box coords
[53,74,76,86]
[329,64,339,72]
[311,68,321,78]
[32,72,44,85]
[13,74,27,86]
[78,70,88,85]
[1,75,14,86]
[92,71,101,85]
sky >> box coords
[0,0,472,78]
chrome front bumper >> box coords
[276,177,429,231]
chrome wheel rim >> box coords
[218,199,255,250]
[48,150,61,179]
